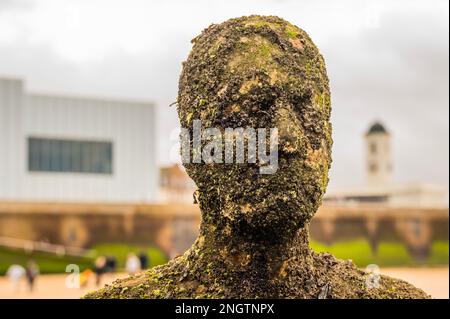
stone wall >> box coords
[0,202,447,260]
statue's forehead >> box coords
[207,19,306,86]
[179,16,331,155]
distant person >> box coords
[138,251,149,270]
[6,264,25,292]
[105,255,117,273]
[25,260,39,292]
[79,269,94,288]
[125,253,141,275]
[94,256,107,286]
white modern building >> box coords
[0,77,157,202]
[324,122,448,208]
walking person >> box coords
[94,256,107,286]
[138,251,149,270]
[125,253,141,275]
[25,260,39,292]
[6,264,25,293]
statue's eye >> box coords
[290,92,312,118]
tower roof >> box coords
[366,122,388,135]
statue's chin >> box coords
[219,206,306,242]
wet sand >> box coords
[381,267,448,299]
[0,272,129,299]
[0,267,448,299]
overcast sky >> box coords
[0,0,448,190]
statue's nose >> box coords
[275,107,304,155]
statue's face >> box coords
[178,16,332,239]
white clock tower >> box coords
[365,122,392,187]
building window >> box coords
[369,163,377,173]
[370,142,377,154]
[28,137,113,174]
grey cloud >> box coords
[0,0,34,11]
[324,10,448,189]
[0,1,448,190]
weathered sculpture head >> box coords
[86,16,429,300]
[177,16,332,242]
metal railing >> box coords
[0,236,94,258]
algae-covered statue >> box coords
[86,15,428,299]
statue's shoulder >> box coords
[310,251,430,299]
[83,259,183,299]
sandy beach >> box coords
[381,267,448,299]
[0,267,447,299]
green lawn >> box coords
[1,240,446,275]
[0,243,167,276]
[0,247,93,276]
[310,239,449,267]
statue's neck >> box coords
[193,218,312,278]
[180,200,315,296]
